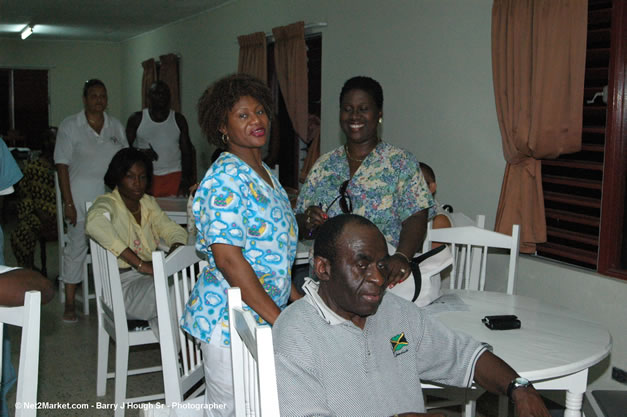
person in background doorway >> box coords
[126,81,195,197]
[54,78,128,323]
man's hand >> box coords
[473,352,551,417]
[512,387,551,417]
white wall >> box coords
[0,39,122,126]
[120,0,504,222]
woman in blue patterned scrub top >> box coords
[181,74,299,417]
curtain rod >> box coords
[265,22,327,41]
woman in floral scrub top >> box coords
[296,76,434,289]
[181,74,299,417]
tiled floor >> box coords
[3,221,163,417]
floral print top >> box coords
[181,153,298,346]
[295,142,434,246]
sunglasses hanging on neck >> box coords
[326,180,353,214]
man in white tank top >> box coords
[126,81,194,196]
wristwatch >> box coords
[507,376,532,402]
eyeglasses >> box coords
[326,180,353,214]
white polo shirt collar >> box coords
[302,277,348,325]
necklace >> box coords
[344,138,382,163]
[345,146,365,162]
[130,206,141,215]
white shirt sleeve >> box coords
[54,117,75,165]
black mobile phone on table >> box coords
[482,315,521,330]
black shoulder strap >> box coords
[409,245,447,302]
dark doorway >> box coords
[266,34,322,191]
[0,68,49,149]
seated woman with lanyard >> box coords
[86,147,187,338]
[296,76,434,293]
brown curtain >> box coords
[159,53,181,112]
[492,0,587,253]
[238,32,267,82]
[141,58,157,109]
[272,21,308,147]
[300,114,321,183]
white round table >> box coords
[434,290,612,417]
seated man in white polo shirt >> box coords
[272,214,550,417]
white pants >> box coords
[200,342,234,417]
[120,269,161,340]
[62,221,88,285]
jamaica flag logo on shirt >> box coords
[390,332,408,357]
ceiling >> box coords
[0,0,233,42]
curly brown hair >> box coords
[197,73,273,147]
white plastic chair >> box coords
[438,214,486,290]
[55,172,95,315]
[152,246,206,407]
[227,287,280,417]
[426,223,520,294]
[0,291,41,417]
[89,211,164,417]
[425,221,520,417]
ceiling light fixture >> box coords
[21,25,33,40]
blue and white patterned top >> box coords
[296,142,434,247]
[181,152,298,346]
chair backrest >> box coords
[227,287,280,417]
[54,172,67,275]
[0,291,41,417]
[426,224,520,294]
[88,210,131,341]
[152,246,206,405]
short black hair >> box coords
[197,73,273,147]
[339,76,383,110]
[83,79,106,97]
[104,148,153,190]
[149,80,169,92]
[314,214,377,264]
[419,162,435,184]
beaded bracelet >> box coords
[136,260,143,272]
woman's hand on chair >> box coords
[168,243,184,255]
